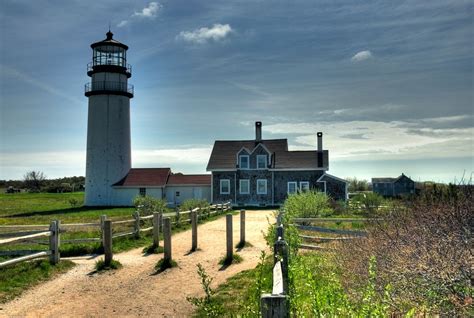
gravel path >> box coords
[1,210,274,317]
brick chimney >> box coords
[255,121,262,141]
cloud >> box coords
[351,50,373,62]
[178,24,233,44]
[132,2,161,18]
[117,2,161,28]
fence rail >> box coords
[0,201,232,269]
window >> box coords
[139,188,146,197]
[287,182,297,194]
[239,179,250,194]
[300,181,310,192]
[257,155,267,169]
[175,191,180,197]
[239,155,249,169]
[257,179,267,195]
[220,179,230,194]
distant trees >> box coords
[23,171,46,192]
[346,177,370,192]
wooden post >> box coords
[153,212,161,248]
[274,238,289,294]
[103,220,113,265]
[163,217,172,262]
[133,211,140,238]
[175,209,180,224]
[226,213,233,262]
[240,209,246,246]
[100,215,107,248]
[191,211,198,251]
[49,220,60,265]
[260,294,288,318]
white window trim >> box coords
[287,182,297,194]
[220,179,230,194]
[300,181,310,192]
[239,179,250,194]
[257,179,267,195]
[256,155,268,169]
[239,155,250,170]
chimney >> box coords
[255,121,262,141]
[317,132,323,151]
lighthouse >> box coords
[84,31,133,206]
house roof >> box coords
[206,139,288,170]
[206,139,328,170]
[273,150,328,169]
[113,168,171,187]
[372,174,413,184]
[167,174,211,186]
[372,178,396,183]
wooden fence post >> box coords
[260,294,288,318]
[153,212,161,248]
[49,220,60,265]
[226,213,233,262]
[103,220,113,266]
[133,211,140,238]
[240,209,246,246]
[163,217,172,262]
[100,215,107,248]
[191,211,198,251]
[274,238,289,295]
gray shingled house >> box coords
[372,173,415,197]
[206,122,348,206]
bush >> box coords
[351,192,384,216]
[283,191,333,219]
[133,195,167,216]
[337,185,473,316]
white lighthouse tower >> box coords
[84,31,133,206]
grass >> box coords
[95,259,122,272]
[155,258,178,273]
[142,244,164,254]
[0,259,75,304]
[235,241,253,249]
[218,253,243,266]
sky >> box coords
[0,0,473,183]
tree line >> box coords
[1,171,85,193]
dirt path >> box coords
[1,210,274,317]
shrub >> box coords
[68,198,80,208]
[133,195,167,216]
[351,192,384,216]
[187,263,224,317]
[95,259,122,271]
[283,191,333,219]
[337,185,473,316]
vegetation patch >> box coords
[218,253,243,266]
[155,258,177,273]
[0,259,75,303]
[187,263,224,317]
[142,244,164,254]
[94,259,122,272]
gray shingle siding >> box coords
[372,174,415,197]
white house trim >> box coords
[220,179,230,194]
[317,173,348,184]
[287,181,298,194]
[256,154,268,169]
[239,179,250,194]
[257,179,267,195]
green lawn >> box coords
[0,192,135,225]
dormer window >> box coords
[257,155,267,169]
[239,155,249,169]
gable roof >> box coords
[113,168,171,187]
[273,150,328,169]
[206,139,288,170]
[167,174,211,186]
[206,139,328,170]
[372,174,414,184]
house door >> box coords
[193,187,202,199]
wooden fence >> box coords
[293,217,374,251]
[0,202,232,268]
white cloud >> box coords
[117,20,128,28]
[263,119,473,161]
[117,2,161,28]
[132,2,161,18]
[178,24,233,44]
[351,50,373,62]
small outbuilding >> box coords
[372,173,415,197]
